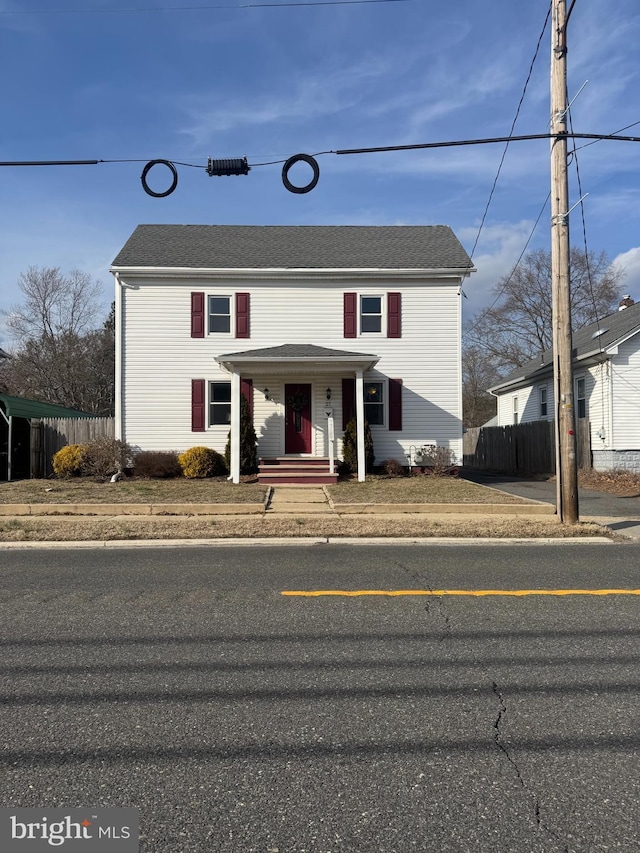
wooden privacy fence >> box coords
[31,417,115,478]
[463,419,591,475]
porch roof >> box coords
[215,344,379,374]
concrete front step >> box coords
[260,457,332,467]
[259,472,338,485]
[258,458,338,485]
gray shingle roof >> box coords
[217,344,378,359]
[491,301,640,392]
[111,225,474,271]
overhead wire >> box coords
[467,0,552,262]
[0,0,410,14]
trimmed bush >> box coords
[80,437,132,478]
[134,450,182,479]
[224,394,258,474]
[52,444,86,477]
[416,445,458,476]
[380,458,406,477]
[341,416,375,474]
[178,446,227,479]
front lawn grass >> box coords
[327,474,532,504]
[0,476,267,504]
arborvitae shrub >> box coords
[224,394,258,474]
[52,444,86,477]
[134,450,182,478]
[178,446,227,478]
[341,417,375,474]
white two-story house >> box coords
[111,225,474,483]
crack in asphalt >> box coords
[492,681,570,853]
[391,558,572,852]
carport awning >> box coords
[0,394,96,420]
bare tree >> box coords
[2,269,114,415]
[6,267,103,343]
[462,345,502,428]
[465,248,625,373]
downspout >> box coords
[114,272,124,441]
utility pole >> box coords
[550,0,579,524]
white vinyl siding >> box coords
[610,338,640,449]
[118,276,464,462]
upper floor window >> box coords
[360,296,382,333]
[576,376,586,418]
[513,396,519,425]
[364,381,384,425]
[540,386,548,418]
[208,296,231,334]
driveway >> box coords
[462,470,640,535]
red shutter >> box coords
[236,292,250,338]
[388,378,403,431]
[241,377,253,418]
[344,292,357,338]
[387,292,401,338]
[191,379,206,431]
[191,292,205,338]
[342,377,355,430]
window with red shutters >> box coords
[191,292,205,338]
[388,378,403,431]
[342,377,355,429]
[387,292,401,338]
[344,293,357,338]
[191,379,206,431]
[236,293,250,338]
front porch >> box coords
[215,344,380,485]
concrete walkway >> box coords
[266,486,333,514]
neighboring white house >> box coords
[110,225,475,483]
[488,298,640,472]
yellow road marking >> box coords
[281,589,640,597]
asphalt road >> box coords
[1,544,639,853]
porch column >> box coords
[230,370,241,484]
[355,368,365,482]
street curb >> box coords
[0,501,552,517]
[0,536,615,549]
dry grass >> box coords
[0,514,612,542]
[328,474,531,504]
[579,469,640,497]
[0,477,267,505]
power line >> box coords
[468,0,552,262]
[1,0,409,14]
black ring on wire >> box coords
[141,159,179,197]
[282,154,320,194]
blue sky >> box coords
[1,0,640,345]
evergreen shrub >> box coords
[178,446,227,478]
[341,416,375,474]
[52,444,86,477]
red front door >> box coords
[285,383,312,454]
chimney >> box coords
[619,295,634,310]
